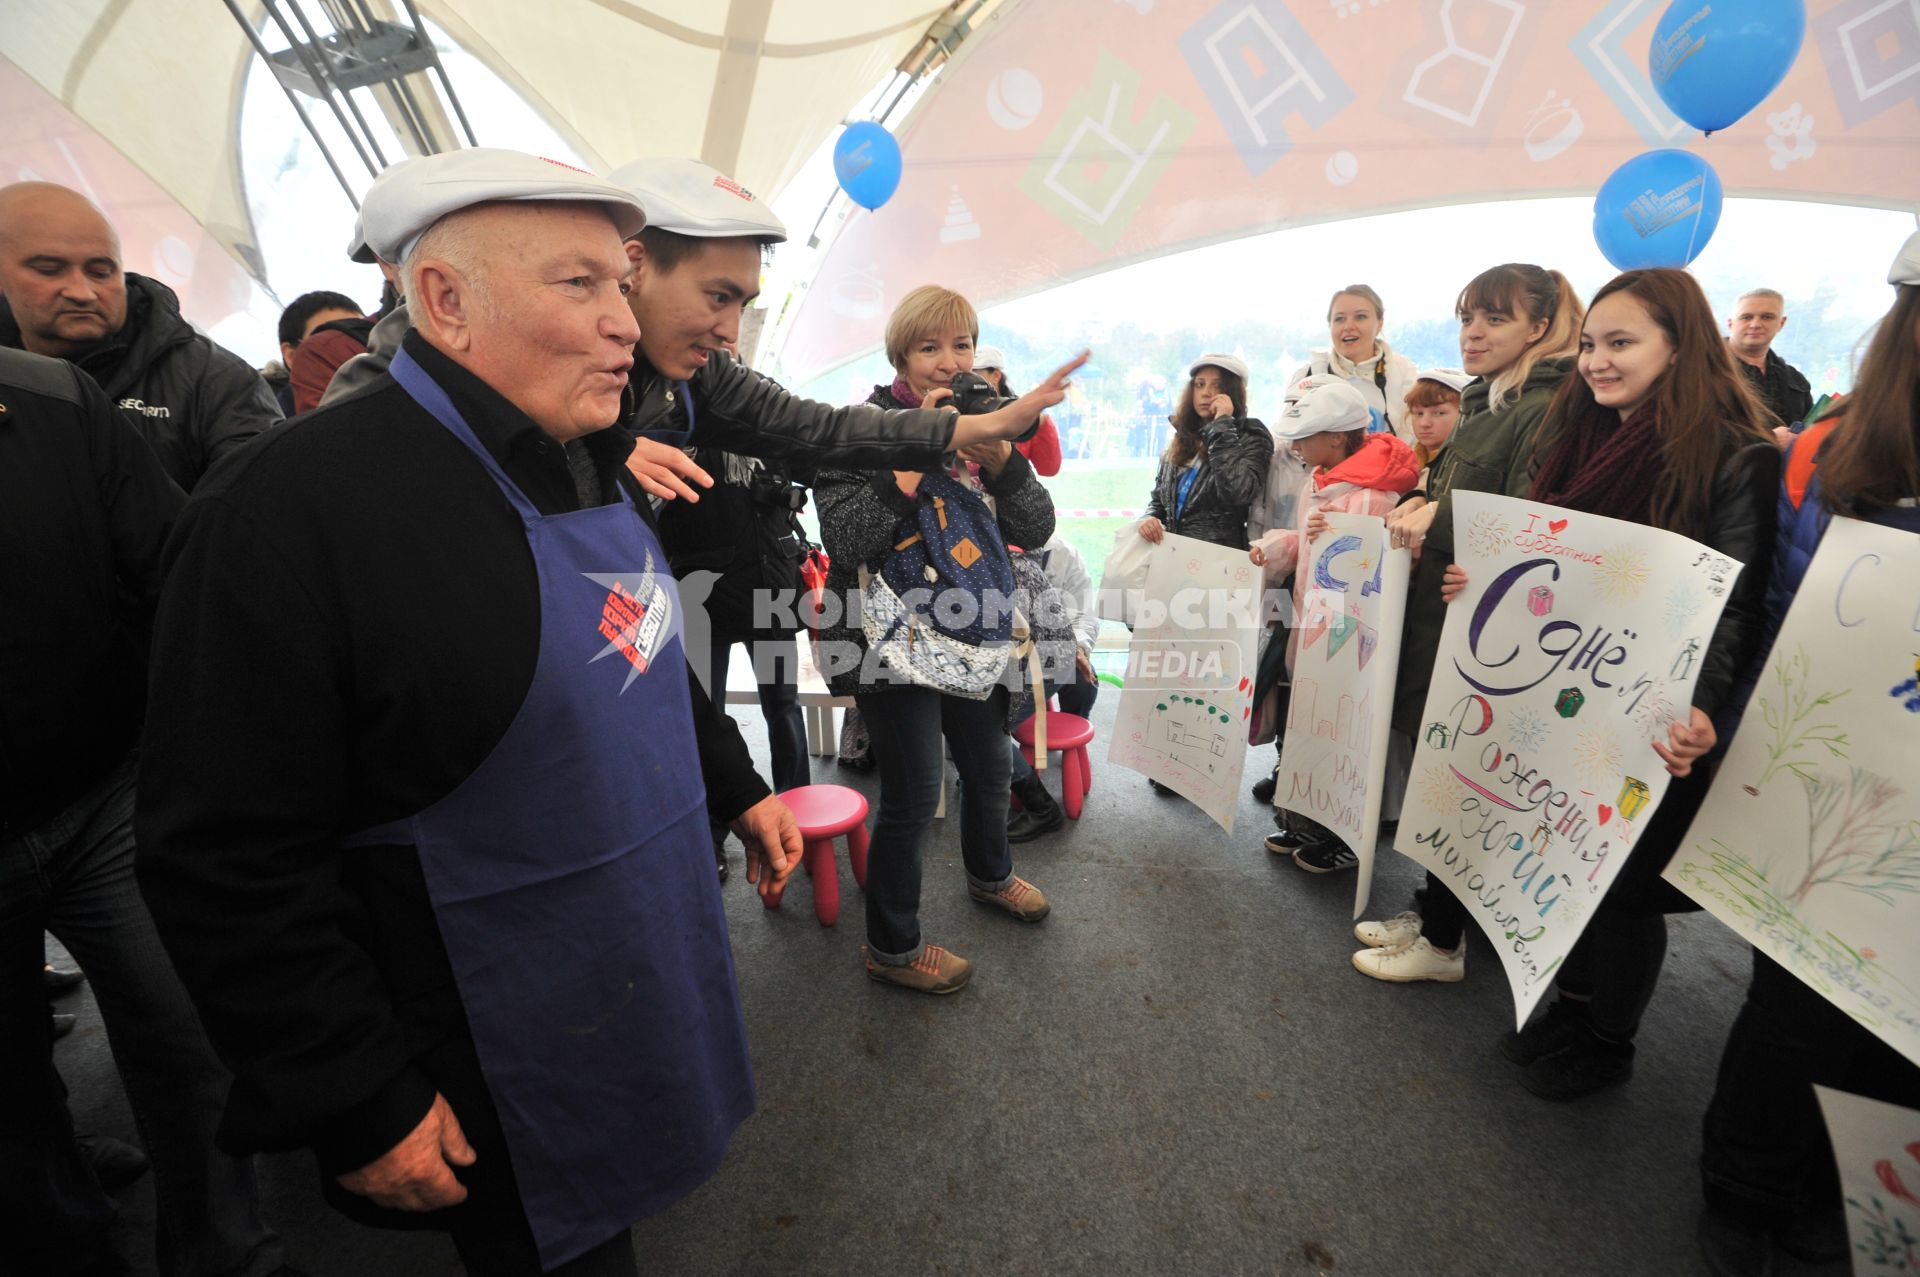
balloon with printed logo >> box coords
[1649,0,1807,134]
[832,122,903,211]
[1591,149,1724,270]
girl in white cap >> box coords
[1289,285,1420,441]
[975,345,1063,476]
[1248,378,1419,870]
[1694,231,1920,1276]
[1404,367,1471,473]
[1136,355,1276,793]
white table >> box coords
[721,638,853,758]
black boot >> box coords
[1007,775,1065,843]
[1251,761,1278,804]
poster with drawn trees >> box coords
[1666,518,1920,1068]
[1273,512,1410,918]
[1395,492,1739,1028]
[1107,533,1262,832]
[1815,1086,1920,1273]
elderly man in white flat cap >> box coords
[133,148,1075,1276]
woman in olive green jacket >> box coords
[1385,265,1585,742]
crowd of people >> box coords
[1,140,1916,1277]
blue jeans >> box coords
[708,636,810,844]
[855,688,1016,962]
[1010,669,1099,783]
[0,757,282,1276]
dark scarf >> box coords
[888,377,924,408]
[1529,403,1661,524]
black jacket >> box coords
[1145,414,1275,548]
[1737,348,1813,428]
[0,348,185,834]
[134,333,771,1176]
[0,274,281,491]
[657,449,815,640]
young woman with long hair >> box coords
[1135,355,1275,793]
[1358,269,1781,1096]
[1695,233,1920,1277]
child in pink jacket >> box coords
[1248,377,1419,871]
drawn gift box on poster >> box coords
[1617,776,1650,822]
[1555,687,1585,719]
[1528,586,1554,616]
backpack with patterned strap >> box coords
[860,471,1018,698]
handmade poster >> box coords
[1274,512,1410,918]
[1666,519,1920,1068]
[1394,491,1738,1028]
[1815,1085,1920,1273]
[1107,532,1261,832]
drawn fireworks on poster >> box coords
[1467,511,1512,560]
[1665,581,1702,638]
[1631,677,1682,737]
[1594,543,1652,602]
[1573,727,1624,783]
[1509,706,1551,753]
[1418,763,1456,812]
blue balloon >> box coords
[1650,0,1806,134]
[1592,149,1724,270]
[833,122,902,211]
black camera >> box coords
[747,472,807,512]
[945,370,1038,442]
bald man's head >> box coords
[0,182,128,357]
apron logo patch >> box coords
[586,555,675,691]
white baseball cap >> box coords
[1416,367,1473,393]
[1891,229,1920,286]
[1272,378,1372,440]
[974,344,1007,371]
[1188,352,1250,383]
[608,157,786,242]
[359,148,647,265]
[346,209,376,264]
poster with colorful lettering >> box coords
[1107,532,1261,832]
[1666,518,1920,1069]
[1814,1085,1920,1273]
[1394,491,1738,1029]
[1275,512,1410,918]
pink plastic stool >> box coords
[766,784,869,926]
[1013,713,1095,820]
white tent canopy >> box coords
[0,0,969,290]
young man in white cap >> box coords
[132,148,1082,1276]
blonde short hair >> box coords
[884,285,978,372]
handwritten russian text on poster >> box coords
[1667,519,1920,1068]
[1108,533,1260,833]
[1814,1085,1920,1273]
[1275,513,1409,918]
[1394,491,1736,1028]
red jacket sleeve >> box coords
[1015,414,1062,477]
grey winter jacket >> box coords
[815,386,1056,699]
[1145,414,1275,548]
[1,273,281,491]
[321,302,962,472]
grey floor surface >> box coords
[55,688,1841,1277]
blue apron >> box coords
[346,349,754,1269]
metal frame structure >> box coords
[220,0,480,208]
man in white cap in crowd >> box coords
[135,148,1076,1275]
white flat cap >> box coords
[1188,352,1250,383]
[974,344,1007,371]
[359,148,647,264]
[1891,229,1920,286]
[608,157,786,242]
[1272,377,1372,440]
[1416,367,1473,393]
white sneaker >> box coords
[1353,911,1423,950]
[1351,936,1465,983]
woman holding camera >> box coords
[814,285,1081,995]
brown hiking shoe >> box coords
[968,875,1051,922]
[863,943,973,995]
